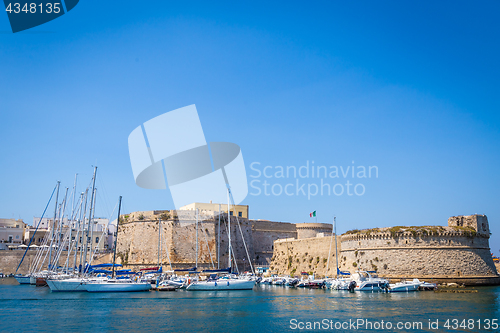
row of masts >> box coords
[19,166,113,277]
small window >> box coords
[16,225,19,228]
[95,237,99,243]
[238,212,242,217]
[230,211,233,216]
[16,235,19,239]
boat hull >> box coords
[47,278,88,292]
[14,276,31,284]
[86,282,151,292]
[187,279,255,291]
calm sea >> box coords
[1,278,499,332]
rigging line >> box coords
[228,189,255,275]
[221,215,239,274]
[200,219,215,269]
[15,183,57,275]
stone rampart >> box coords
[270,235,341,277]
[269,216,500,285]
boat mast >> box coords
[326,216,334,278]
[334,217,339,278]
[112,196,122,279]
[195,208,198,269]
[48,181,60,271]
[85,167,97,274]
[227,188,231,271]
[79,189,89,275]
[158,218,161,270]
[218,204,220,269]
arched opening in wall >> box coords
[405,240,408,244]
[448,240,451,244]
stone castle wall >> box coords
[271,235,342,277]
[340,231,497,278]
[269,215,500,285]
[251,220,297,265]
[116,214,256,272]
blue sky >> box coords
[1,2,499,250]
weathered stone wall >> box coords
[269,216,500,285]
[270,235,342,277]
[115,214,256,272]
[251,220,297,265]
[341,231,497,278]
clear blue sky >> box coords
[1,2,499,250]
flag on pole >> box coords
[309,211,316,218]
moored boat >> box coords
[352,271,389,292]
[186,275,255,291]
[14,275,31,284]
[389,279,421,292]
[85,279,152,292]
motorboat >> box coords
[389,279,421,292]
[351,271,389,291]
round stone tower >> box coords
[296,223,333,239]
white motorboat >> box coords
[329,277,354,290]
[352,271,389,291]
[389,279,421,292]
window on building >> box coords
[238,212,242,217]
[72,236,75,241]
[79,237,82,243]
[95,237,99,244]
[230,211,233,216]
[16,225,19,228]
[16,235,19,239]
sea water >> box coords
[1,278,499,332]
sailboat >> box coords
[84,196,151,292]
[186,187,255,291]
[15,181,61,285]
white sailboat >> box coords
[186,187,255,291]
[81,196,151,292]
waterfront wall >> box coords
[270,235,342,277]
[269,215,500,285]
[341,231,497,278]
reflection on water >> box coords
[1,278,499,332]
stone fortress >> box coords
[112,203,499,285]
